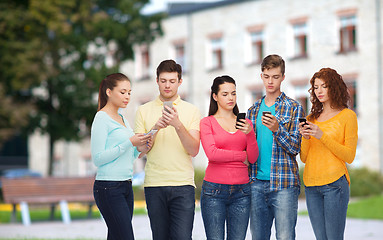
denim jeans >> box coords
[201,180,251,240]
[250,179,299,240]
[144,185,195,240]
[305,175,350,240]
[93,180,134,240]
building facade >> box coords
[27,0,383,176]
[122,0,382,171]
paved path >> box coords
[1,200,383,239]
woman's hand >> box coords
[306,122,323,140]
[299,121,323,140]
[236,119,252,134]
[298,122,311,139]
[130,133,152,147]
[243,154,250,166]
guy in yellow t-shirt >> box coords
[135,59,200,240]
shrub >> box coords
[349,167,383,197]
[299,168,305,198]
[131,168,206,202]
[299,167,383,198]
[194,168,205,201]
[133,185,145,201]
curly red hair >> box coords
[307,68,350,121]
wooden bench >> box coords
[1,176,95,225]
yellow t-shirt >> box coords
[300,108,358,186]
[134,95,201,187]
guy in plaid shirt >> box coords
[247,55,305,240]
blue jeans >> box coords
[93,180,134,240]
[250,179,299,240]
[144,185,195,240]
[305,175,349,240]
[201,180,251,240]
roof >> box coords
[167,0,253,16]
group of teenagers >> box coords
[90,54,358,240]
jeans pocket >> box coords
[202,181,220,197]
[94,180,122,191]
[326,175,347,193]
[240,184,251,196]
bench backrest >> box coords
[1,177,95,204]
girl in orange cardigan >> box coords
[299,68,358,240]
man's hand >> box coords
[154,116,169,130]
[162,105,182,129]
[262,114,279,133]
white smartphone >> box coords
[146,129,158,136]
[163,101,173,113]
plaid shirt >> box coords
[247,92,304,191]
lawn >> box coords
[347,195,383,219]
[299,194,383,220]
[0,203,147,224]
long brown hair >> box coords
[308,68,350,121]
[208,75,239,116]
[98,73,130,110]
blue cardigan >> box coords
[91,111,139,181]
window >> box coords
[135,45,150,80]
[140,48,150,79]
[339,15,357,53]
[174,43,186,71]
[293,23,308,58]
[342,73,358,113]
[298,95,310,116]
[209,37,223,70]
[346,80,357,113]
[250,31,264,64]
[292,79,311,115]
[251,89,263,103]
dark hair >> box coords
[261,54,285,76]
[208,75,239,116]
[98,73,130,110]
[156,59,182,80]
[308,68,350,121]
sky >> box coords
[142,0,221,14]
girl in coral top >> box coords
[299,68,358,240]
[200,75,259,240]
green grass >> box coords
[299,195,383,220]
[1,195,382,224]
[0,206,147,224]
[0,208,101,223]
[347,195,383,219]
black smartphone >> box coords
[299,117,308,127]
[262,111,272,117]
[235,113,246,129]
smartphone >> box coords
[146,129,158,136]
[262,111,272,117]
[163,101,173,113]
[299,117,308,127]
[235,113,246,129]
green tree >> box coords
[0,0,163,175]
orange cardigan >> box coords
[300,108,358,186]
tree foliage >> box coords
[0,0,163,174]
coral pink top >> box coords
[200,116,259,185]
